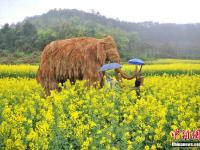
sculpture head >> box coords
[103,35,121,63]
[97,35,120,64]
[98,35,136,80]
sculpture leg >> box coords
[83,71,100,87]
[45,79,58,96]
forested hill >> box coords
[1,9,200,63]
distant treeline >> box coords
[0,9,200,61]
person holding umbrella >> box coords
[99,59,144,96]
[128,58,145,97]
[99,63,122,88]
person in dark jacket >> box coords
[134,65,144,97]
[135,75,144,97]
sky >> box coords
[0,0,200,25]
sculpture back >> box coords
[37,37,109,95]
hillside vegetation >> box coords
[0,9,200,64]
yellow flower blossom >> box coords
[27,128,37,141]
[151,144,156,150]
[144,145,150,150]
[0,64,199,149]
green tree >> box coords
[35,29,57,50]
[0,24,16,51]
[14,21,37,51]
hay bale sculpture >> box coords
[36,36,135,95]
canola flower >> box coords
[0,74,199,149]
[146,58,200,64]
[0,61,200,78]
[122,63,200,76]
[0,64,38,78]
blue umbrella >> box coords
[99,63,122,71]
[128,58,144,65]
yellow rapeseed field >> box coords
[0,72,199,149]
[122,64,200,75]
[0,65,38,78]
[146,59,200,64]
[1,62,200,78]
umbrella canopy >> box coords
[128,58,144,65]
[99,63,122,71]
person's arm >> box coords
[135,65,143,79]
[134,65,140,79]
[139,65,143,73]
[135,65,138,74]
